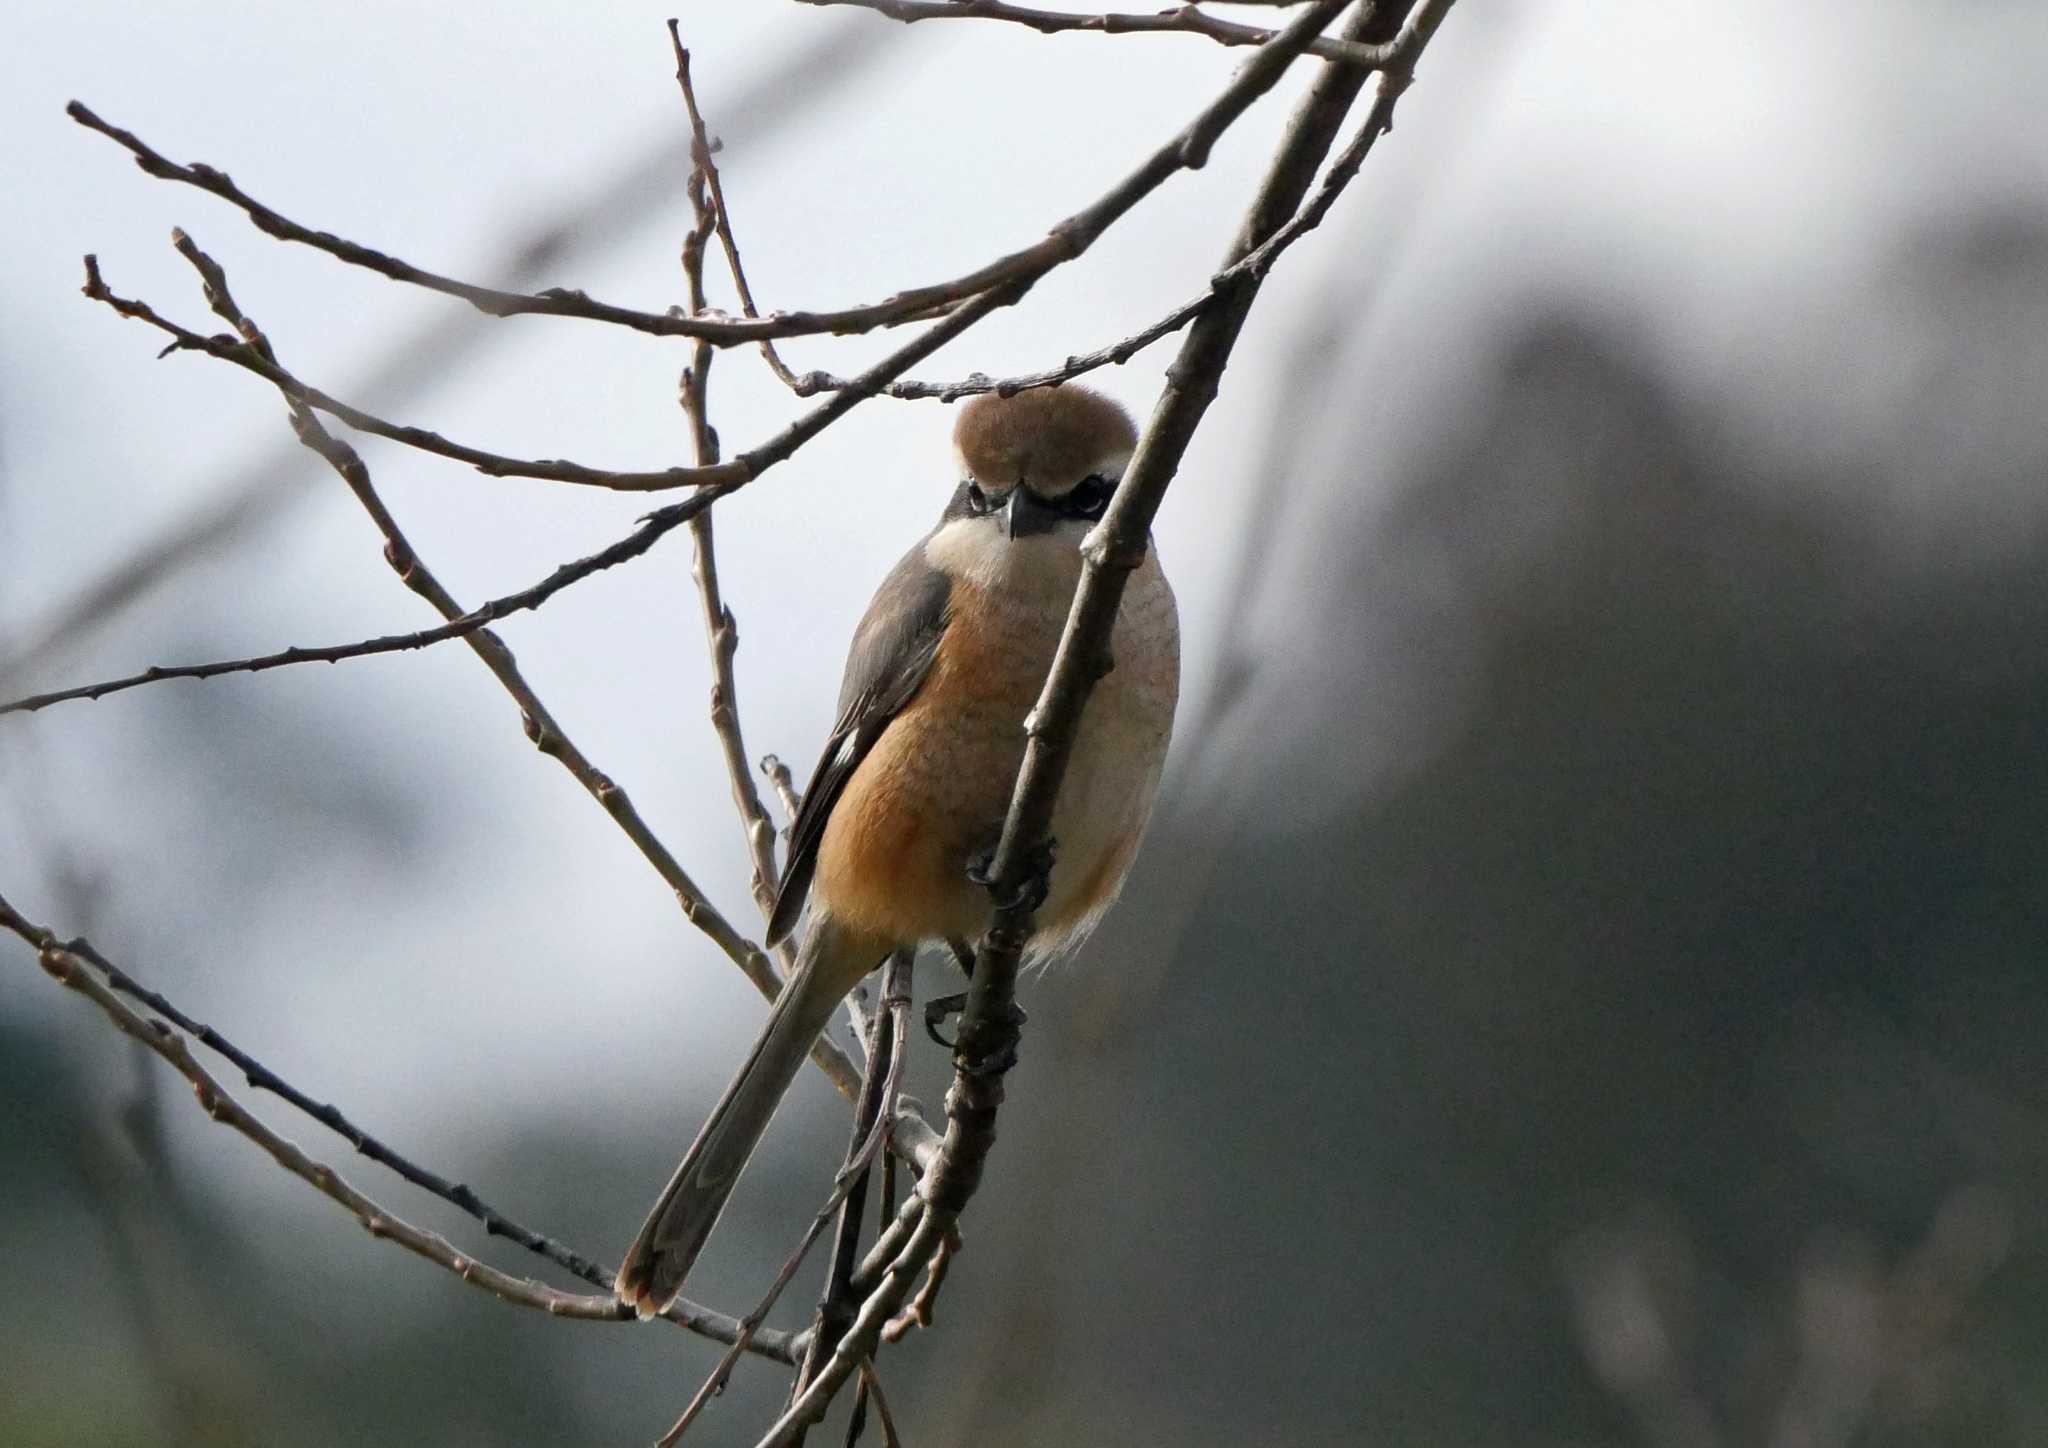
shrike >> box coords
[617,384,1180,1317]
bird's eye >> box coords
[963,481,990,515]
[1065,474,1114,521]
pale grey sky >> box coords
[4,0,2042,1199]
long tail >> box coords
[616,920,872,1318]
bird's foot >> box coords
[923,991,966,1049]
[923,991,1027,1066]
[952,999,1028,1078]
[967,836,1057,915]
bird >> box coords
[614,384,1180,1318]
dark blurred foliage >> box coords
[907,210,2048,1446]
[7,208,2048,1445]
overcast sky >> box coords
[4,0,2044,1176]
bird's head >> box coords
[942,385,1137,541]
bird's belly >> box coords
[1037,604,1177,948]
[813,555,1178,951]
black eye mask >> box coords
[1059,474,1115,522]
[946,474,1117,527]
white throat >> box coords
[923,517,1086,605]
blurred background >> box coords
[4,2,2047,1444]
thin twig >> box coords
[794,955,915,1404]
[847,1131,905,1446]
[671,32,801,969]
[666,35,892,1074]
[786,92,1404,410]
[786,293,1204,401]
[760,754,804,836]
[67,1,1357,355]
[2,270,1037,719]
[164,228,867,1099]
[789,0,1456,408]
[855,1360,904,1448]
[800,0,1400,68]
[848,1183,927,1296]
[0,891,800,1362]
[669,25,801,389]
[75,272,727,491]
[758,1206,954,1448]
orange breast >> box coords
[812,589,1031,944]
[809,563,1175,954]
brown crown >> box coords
[953,385,1137,498]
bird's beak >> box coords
[999,488,1056,539]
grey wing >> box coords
[765,547,952,947]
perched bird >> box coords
[616,384,1180,1317]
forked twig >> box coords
[668,23,802,390]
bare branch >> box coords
[787,293,1204,401]
[790,0,1454,407]
[163,228,867,1098]
[0,891,801,1363]
[64,99,806,346]
[1,26,892,687]
[656,964,911,1447]
[853,1360,905,1448]
[671,32,799,969]
[77,264,728,491]
[799,0,1401,68]
[67,0,1361,354]
[1,268,1038,719]
[757,1,1460,1435]
[881,1223,959,1342]
[794,955,915,1397]
[787,98,1399,410]
[670,29,802,389]
[0,472,728,715]
[760,754,803,835]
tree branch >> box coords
[799,0,1401,69]
[1,268,1037,719]
[0,26,893,690]
[786,71,1428,409]
[669,30,802,390]
[672,33,802,973]
[754,0,1459,1436]
[164,227,868,1098]
[66,0,1349,353]
[655,959,912,1447]
[786,293,1205,402]
[75,264,729,491]
[0,890,801,1363]
[759,754,804,834]
[793,954,915,1402]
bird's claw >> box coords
[924,991,967,1049]
[967,836,1057,915]
[923,991,1027,1066]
